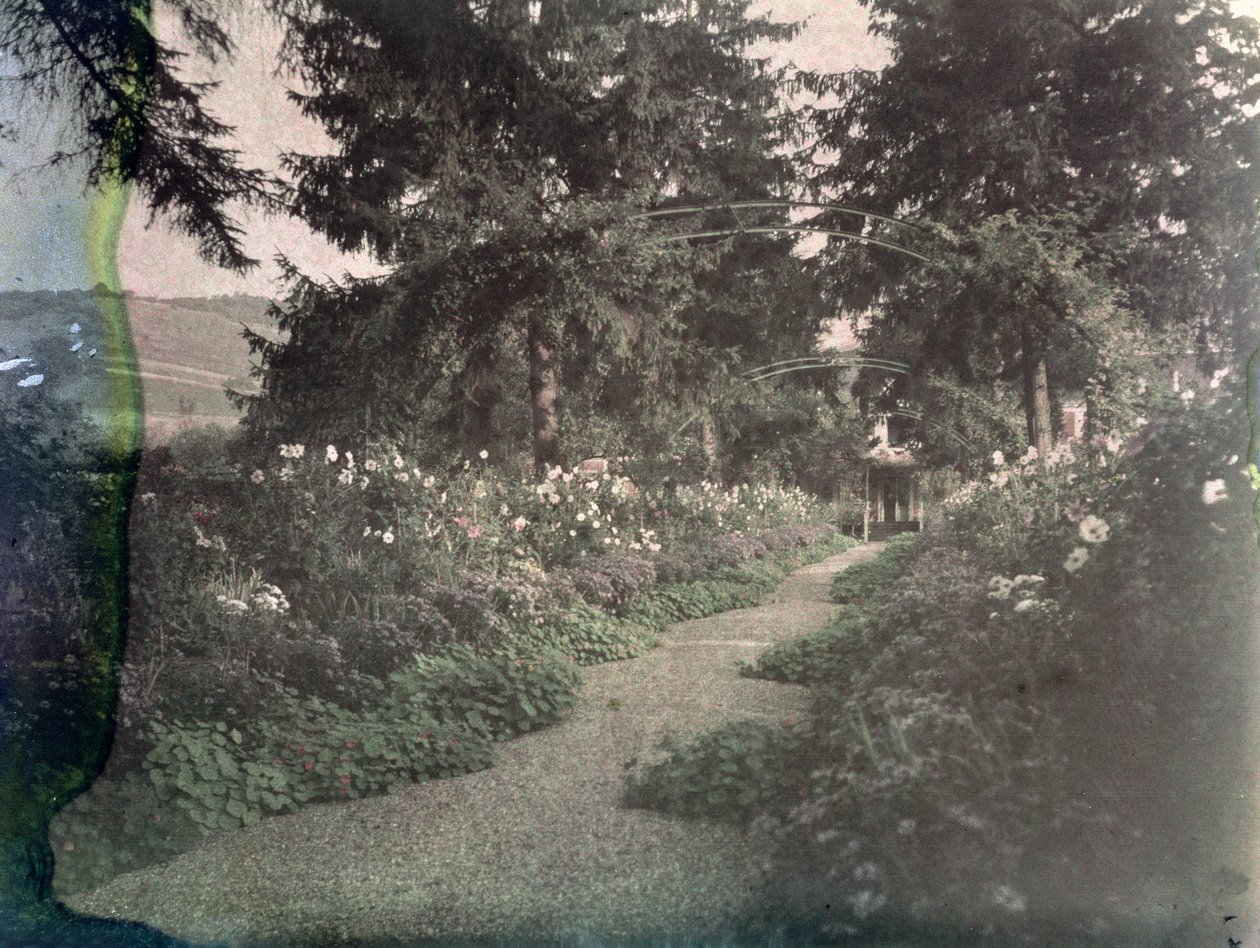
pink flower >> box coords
[453,516,468,528]
[467,524,484,539]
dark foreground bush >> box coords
[623,718,810,822]
[739,611,869,685]
[828,532,919,607]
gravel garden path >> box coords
[66,543,881,946]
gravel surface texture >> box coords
[66,544,882,946]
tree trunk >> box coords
[1020,324,1054,457]
[528,314,560,474]
[459,339,499,456]
[700,411,721,481]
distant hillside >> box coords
[0,290,279,443]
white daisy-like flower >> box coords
[382,530,395,545]
[338,468,355,486]
[423,475,436,488]
[365,459,379,472]
[1063,546,1090,573]
[988,576,1014,600]
[991,450,1005,467]
[250,469,265,484]
[1202,479,1228,506]
[479,449,489,460]
[1078,514,1110,543]
[393,455,404,469]
[325,445,338,464]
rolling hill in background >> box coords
[0,290,277,443]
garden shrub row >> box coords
[50,445,854,896]
[622,393,1259,942]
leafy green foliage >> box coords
[393,648,581,743]
[739,612,868,686]
[828,534,919,607]
[623,719,808,823]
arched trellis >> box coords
[630,200,930,262]
[670,356,911,440]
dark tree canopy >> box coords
[247,0,832,472]
[805,0,1260,449]
[0,0,272,271]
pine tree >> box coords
[805,0,1260,450]
[249,0,810,471]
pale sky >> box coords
[1,1,1256,298]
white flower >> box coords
[139,492,156,505]
[396,472,409,482]
[278,467,294,481]
[382,530,395,545]
[365,459,379,472]
[423,475,436,488]
[325,444,338,463]
[561,472,573,483]
[1078,514,1110,544]
[279,443,305,460]
[250,469,265,484]
[479,449,489,460]
[1202,479,1228,506]
[338,468,355,486]
[987,576,1014,600]
[1180,389,1196,402]
[1013,599,1038,614]
[1012,574,1045,590]
[1063,546,1090,573]
[363,526,372,537]
[1210,367,1229,389]
[647,542,661,552]
[393,454,404,469]
[512,516,528,532]
[576,512,586,522]
[1020,446,1038,465]
[569,530,577,537]
[344,452,354,468]
[991,450,1005,467]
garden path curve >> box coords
[67,543,882,946]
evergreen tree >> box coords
[248,0,813,471]
[805,0,1260,450]
[0,0,272,270]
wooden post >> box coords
[863,465,870,543]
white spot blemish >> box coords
[69,323,81,334]
[17,374,44,387]
[70,341,83,353]
[0,358,32,372]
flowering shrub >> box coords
[54,431,852,896]
[627,386,1257,940]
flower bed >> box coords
[623,392,1258,942]
[50,436,851,894]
